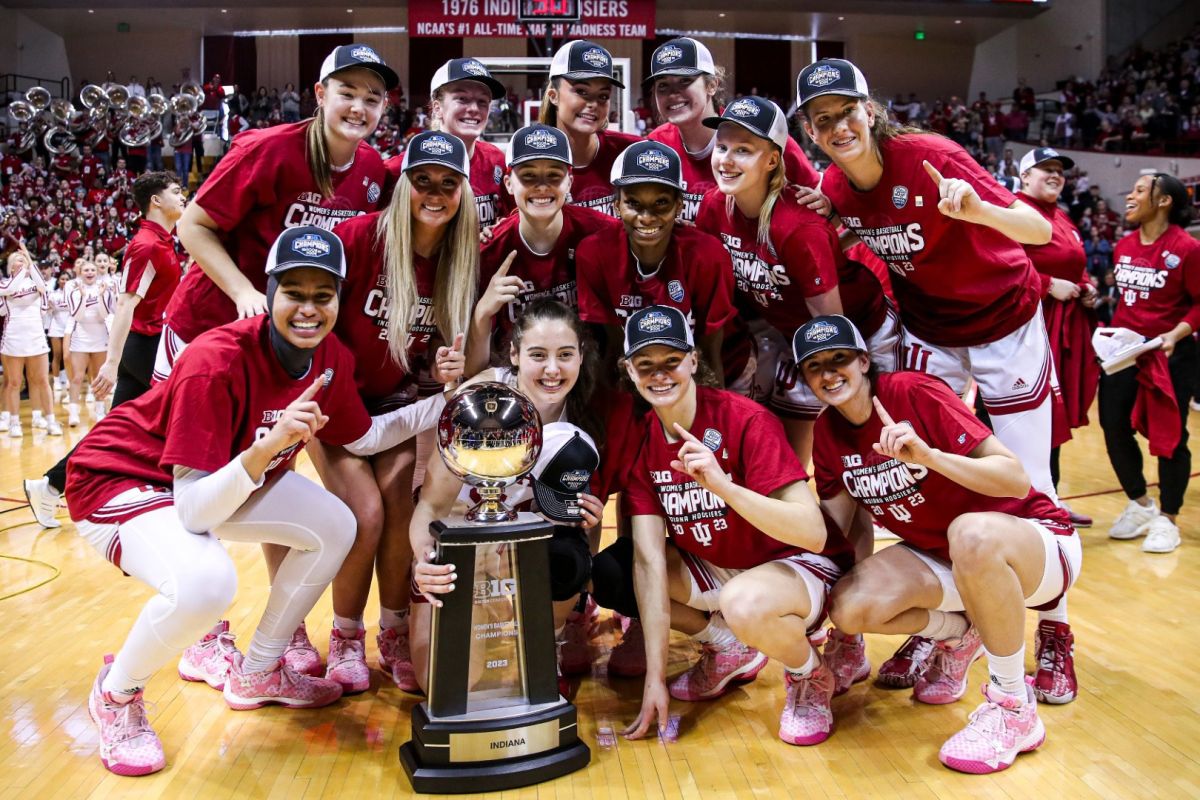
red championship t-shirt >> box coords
[1111,225,1200,338]
[385,139,514,231]
[478,204,618,345]
[66,316,371,522]
[822,134,1041,347]
[697,190,886,337]
[567,129,642,216]
[647,124,820,223]
[1017,194,1087,293]
[624,386,848,569]
[334,212,443,407]
[813,371,1072,561]
[119,219,181,336]
[165,122,387,343]
[575,224,736,334]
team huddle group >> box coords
[10,35,1199,781]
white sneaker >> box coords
[0,411,8,428]
[1109,499,1158,540]
[86,389,95,403]
[1142,516,1181,553]
[32,415,47,430]
[9,423,22,438]
[93,401,107,421]
[46,419,63,436]
[68,403,81,427]
[23,477,61,529]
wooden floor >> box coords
[2,402,1200,799]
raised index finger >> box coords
[450,332,465,353]
[872,396,897,427]
[296,375,325,404]
[672,422,702,444]
[497,250,518,277]
[922,160,944,187]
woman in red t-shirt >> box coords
[796,314,1079,775]
[1100,173,1200,555]
[610,305,850,749]
[537,40,641,215]
[306,130,478,693]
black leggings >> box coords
[547,526,592,602]
[1098,337,1196,516]
[590,537,640,619]
[46,331,160,493]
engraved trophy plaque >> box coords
[400,383,590,792]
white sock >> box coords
[333,614,363,637]
[784,645,820,679]
[694,613,737,648]
[1037,597,1068,625]
[241,648,280,674]
[380,606,409,632]
[985,646,1027,699]
[32,410,43,422]
[916,610,969,641]
[102,661,145,703]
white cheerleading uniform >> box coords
[68,283,113,354]
[0,270,50,357]
[47,288,72,338]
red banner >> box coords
[408,0,655,39]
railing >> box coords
[0,73,72,107]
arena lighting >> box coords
[233,26,407,36]
[237,25,811,41]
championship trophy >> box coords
[400,383,591,793]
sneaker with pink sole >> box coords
[178,620,241,690]
[607,619,646,678]
[223,654,343,710]
[559,605,596,676]
[89,655,166,777]
[1032,620,1077,704]
[326,628,371,694]
[378,626,421,693]
[779,665,835,746]
[876,635,934,689]
[283,622,323,677]
[913,627,984,705]
[823,629,871,696]
[939,680,1044,774]
[668,641,767,702]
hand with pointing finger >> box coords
[477,250,524,320]
[669,423,730,494]
[432,332,466,387]
[259,375,329,456]
[871,396,935,466]
[923,160,984,224]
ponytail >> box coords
[305,105,335,199]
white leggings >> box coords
[76,472,355,693]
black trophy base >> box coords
[400,739,589,794]
[400,701,590,793]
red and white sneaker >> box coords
[779,665,835,746]
[877,635,934,689]
[559,603,596,676]
[325,628,370,694]
[1032,620,1077,704]
[223,654,343,710]
[822,629,871,696]
[88,655,166,777]
[914,627,984,705]
[378,626,420,693]
[938,680,1044,774]
[282,622,323,677]
[668,641,767,701]
[178,620,241,690]
[607,619,647,678]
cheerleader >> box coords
[0,248,59,436]
[67,260,114,424]
[47,272,72,398]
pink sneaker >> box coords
[88,655,166,776]
[779,665,835,746]
[877,635,934,689]
[223,654,343,710]
[607,619,647,678]
[283,622,322,677]
[938,680,1045,774]
[559,604,596,676]
[325,628,370,694]
[178,620,240,690]
[668,641,767,701]
[913,627,984,705]
[378,626,420,693]
[1032,621,1077,705]
[822,629,870,696]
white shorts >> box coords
[1,313,49,357]
[69,321,109,354]
[771,304,904,419]
[152,323,188,383]
[679,549,842,635]
[902,310,1055,415]
[902,521,1082,613]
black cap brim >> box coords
[642,68,705,88]
[611,175,683,190]
[1029,154,1075,171]
[532,479,586,524]
[441,75,507,100]
[559,71,626,89]
[331,62,400,92]
[267,260,345,280]
[702,115,770,143]
[624,336,692,359]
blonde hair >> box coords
[377,173,480,371]
[305,104,335,199]
[723,144,786,247]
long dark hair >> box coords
[1150,173,1194,227]
[511,298,604,445]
